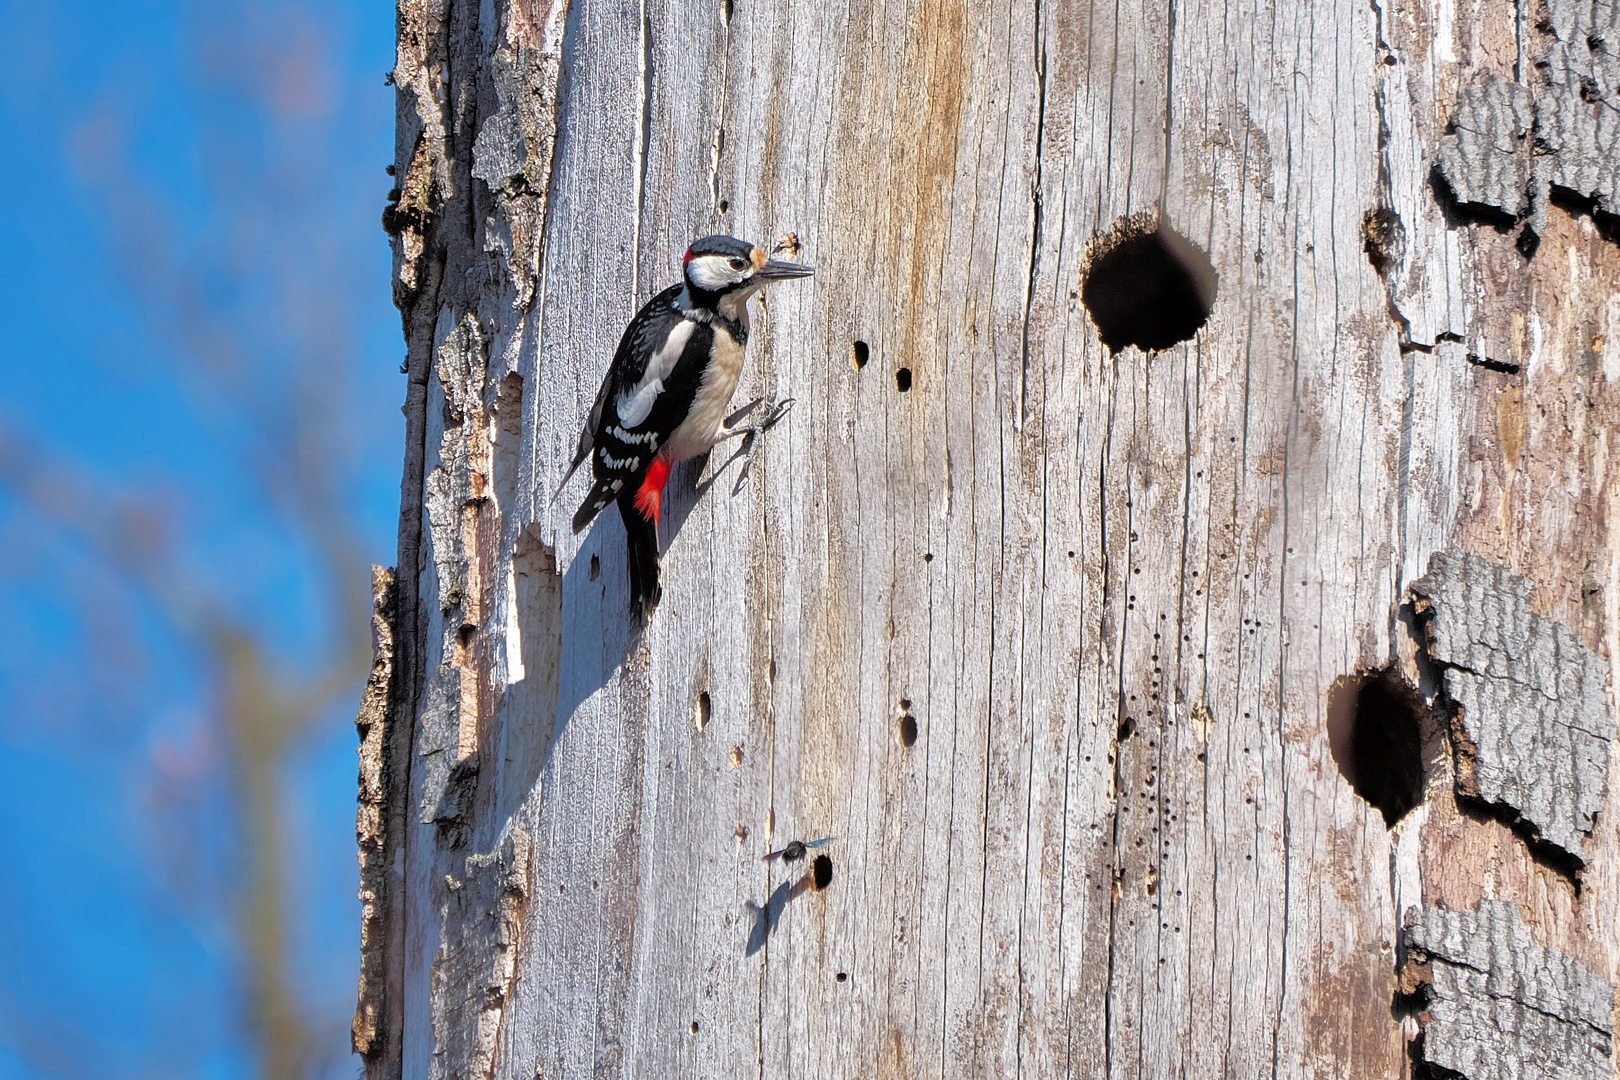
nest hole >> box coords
[811,853,833,890]
[1326,669,1428,827]
[1080,214,1217,353]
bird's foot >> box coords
[713,398,795,494]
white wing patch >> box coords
[616,320,695,427]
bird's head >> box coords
[682,234,812,300]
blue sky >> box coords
[0,2,400,1077]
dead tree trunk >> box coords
[358,0,1620,1075]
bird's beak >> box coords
[757,259,814,281]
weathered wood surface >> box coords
[361,0,1620,1076]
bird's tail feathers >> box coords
[554,431,593,503]
[572,479,617,535]
[617,494,662,617]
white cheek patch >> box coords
[616,320,696,427]
[687,254,746,292]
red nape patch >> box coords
[634,457,672,524]
[683,249,696,268]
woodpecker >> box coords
[560,234,813,615]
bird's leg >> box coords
[711,398,795,494]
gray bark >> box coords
[358,0,1620,1076]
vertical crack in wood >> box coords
[430,828,533,1080]
[1400,899,1614,1079]
[1409,550,1616,867]
[1016,0,1047,434]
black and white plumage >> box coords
[560,234,812,616]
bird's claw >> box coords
[723,396,767,429]
[727,398,795,495]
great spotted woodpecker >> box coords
[560,235,812,615]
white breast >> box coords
[661,321,748,462]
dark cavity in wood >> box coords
[1326,668,1431,827]
[1079,212,1217,353]
[1362,207,1405,277]
[811,854,833,890]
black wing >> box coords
[570,285,716,534]
[558,284,686,493]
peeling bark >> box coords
[1402,900,1614,1080]
[1412,550,1615,865]
[1435,0,1620,240]
[354,566,400,1059]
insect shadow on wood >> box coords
[745,838,833,954]
[744,874,812,955]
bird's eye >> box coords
[728,257,747,271]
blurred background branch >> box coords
[0,2,397,1078]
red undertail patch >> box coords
[635,457,672,524]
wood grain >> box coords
[363,0,1620,1075]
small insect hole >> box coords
[589,554,600,581]
[717,199,729,213]
[851,340,870,369]
[895,367,913,392]
[835,971,848,983]
[898,714,918,747]
[695,690,712,731]
[690,1020,700,1033]
[811,854,834,890]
